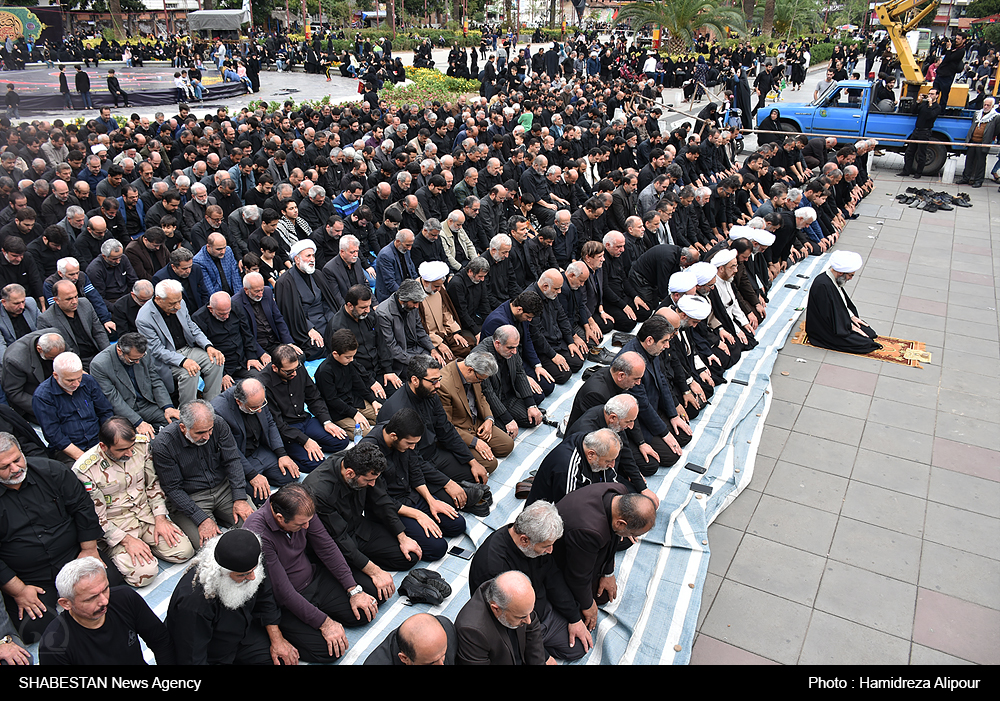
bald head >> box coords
[486,571,536,630]
[396,613,450,665]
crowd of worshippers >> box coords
[0,71,878,664]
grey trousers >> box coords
[167,481,252,551]
[171,345,225,405]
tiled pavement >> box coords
[691,158,1000,666]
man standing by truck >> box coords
[896,89,942,178]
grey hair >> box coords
[489,234,511,251]
[53,351,83,374]
[695,186,712,198]
[464,195,480,207]
[179,399,215,427]
[467,256,491,275]
[396,278,427,304]
[582,427,622,456]
[243,271,264,288]
[513,500,564,544]
[610,351,643,376]
[56,557,108,601]
[233,377,264,405]
[493,324,520,346]
[191,182,207,194]
[66,205,85,218]
[396,171,410,184]
[1,283,25,300]
[155,279,184,299]
[339,234,360,252]
[175,175,191,188]
[37,332,66,355]
[566,260,588,277]
[604,393,637,420]
[0,431,21,455]
[395,228,414,244]
[447,210,464,225]
[100,239,123,257]
[117,332,147,354]
[484,571,531,610]
[56,257,80,275]
[422,218,442,233]
[464,351,498,378]
[242,205,260,221]
[309,185,326,199]
[796,206,817,224]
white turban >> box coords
[419,260,449,282]
[677,294,711,320]
[668,270,697,294]
[689,261,717,286]
[829,250,863,273]
[711,249,737,268]
[289,239,316,259]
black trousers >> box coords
[640,414,694,470]
[352,516,420,572]
[540,348,585,386]
[399,488,467,562]
[277,565,379,663]
[606,302,651,332]
[537,600,586,661]
[901,128,934,175]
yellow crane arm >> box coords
[875,0,939,84]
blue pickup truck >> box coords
[756,80,976,175]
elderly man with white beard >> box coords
[805,250,881,354]
[166,529,300,665]
[709,249,758,348]
[274,239,340,360]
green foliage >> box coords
[379,66,480,105]
[752,0,823,38]
[614,0,747,53]
[967,0,1000,18]
[984,23,1000,43]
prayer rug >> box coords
[790,320,931,368]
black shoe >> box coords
[913,173,922,179]
[611,331,635,347]
[589,347,619,365]
[971,182,982,188]
[895,171,910,177]
[955,177,969,185]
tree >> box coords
[967,0,1000,17]
[762,0,775,36]
[754,0,823,38]
[613,0,747,54]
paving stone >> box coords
[942,333,1000,359]
[912,588,1000,665]
[898,295,948,316]
[768,375,812,406]
[749,454,777,488]
[866,395,937,435]
[803,384,873,418]
[791,406,866,446]
[779,432,858,478]
[875,356,942,386]
[764,462,849,514]
[934,412,1000,452]
[764,400,801,430]
[772,354,819,381]
[937,348,1000,376]
[828,517,922,583]
[818,348,889,374]
[945,304,999,324]
[699,579,812,665]
[946,317,999,342]
[840,480,927,537]
[690,634,781,665]
[799,610,911,665]
[923,501,1000,561]
[747,494,839,556]
[696,572,723,632]
[757,425,790,460]
[890,323,945,348]
[714,488,762,532]
[931,437,1000,482]
[918,540,1000,611]
[813,362,879,395]
[725,534,827,607]
[850,448,931,499]
[814,561,917,638]
[908,643,975,665]
[872,374,940,409]
[706,523,744,577]
[859,422,934,464]
[939,367,1000,398]
[892,309,947,331]
[928,466,1000,517]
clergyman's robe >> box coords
[805,270,880,354]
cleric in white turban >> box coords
[805,250,881,353]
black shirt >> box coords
[39,586,175,665]
[67,310,98,360]
[159,305,189,359]
[0,457,104,587]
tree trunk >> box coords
[742,0,755,23]
[388,0,396,38]
[549,0,556,29]
[108,0,126,41]
[762,0,775,37]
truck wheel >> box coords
[778,120,799,135]
[921,143,948,176]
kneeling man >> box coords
[805,250,880,353]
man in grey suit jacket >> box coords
[374,278,439,375]
[211,378,301,502]
[136,279,226,405]
[90,332,179,439]
[0,330,66,422]
[0,283,40,363]
[37,279,109,371]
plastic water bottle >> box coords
[354,422,363,445]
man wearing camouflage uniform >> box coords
[73,416,194,587]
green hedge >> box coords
[280,29,482,52]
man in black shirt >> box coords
[193,291,264,390]
[0,431,119,643]
[39,557,173,665]
[896,89,943,178]
[327,284,398,401]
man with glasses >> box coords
[213,378,301,503]
[72,416,194,587]
[258,344,348,473]
[90,333,178,439]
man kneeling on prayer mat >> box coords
[805,250,881,354]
